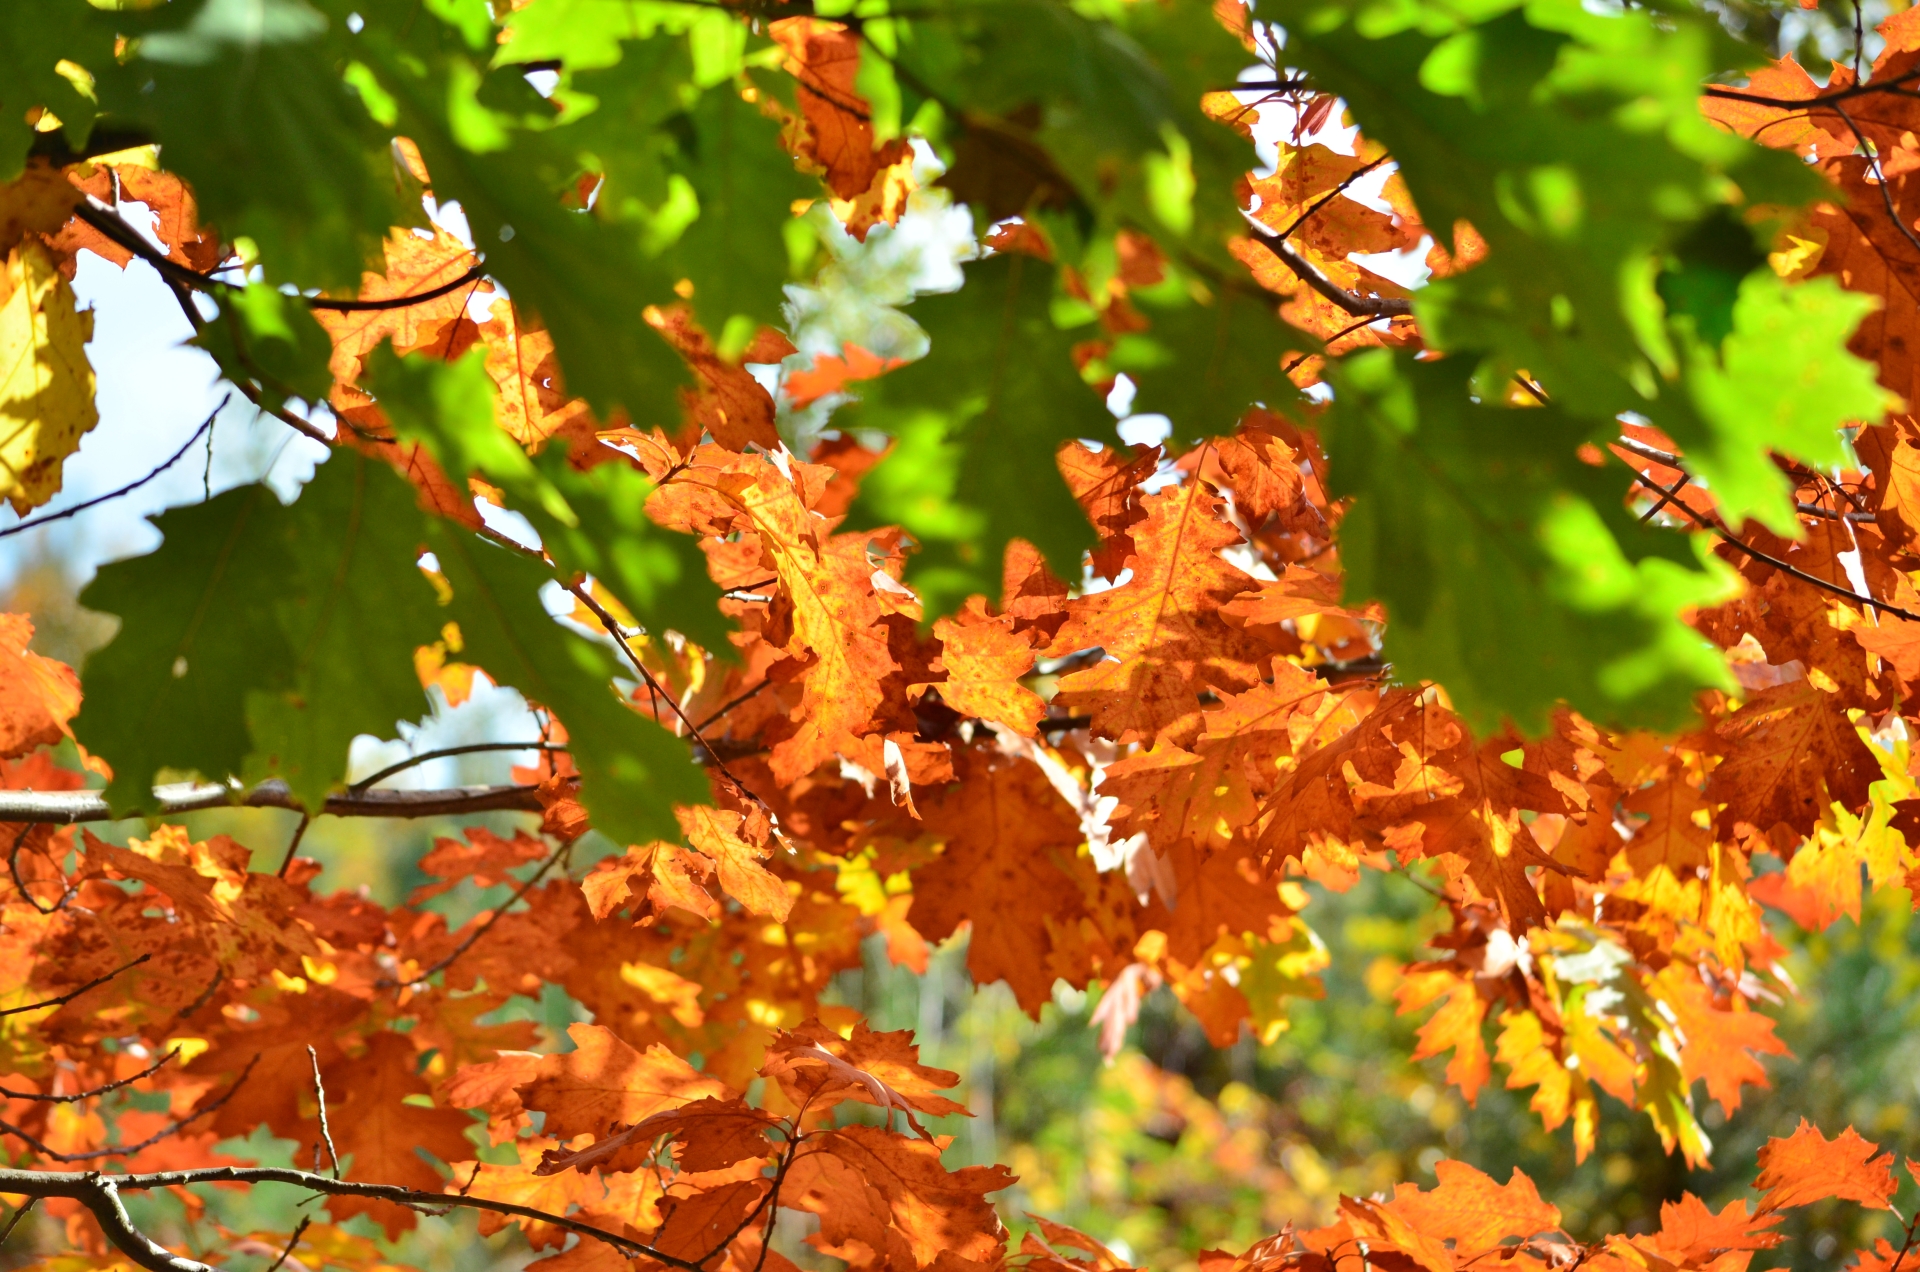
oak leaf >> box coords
[0,240,96,512]
[516,1023,730,1140]
[1754,1120,1897,1212]
[0,613,79,758]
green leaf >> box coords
[77,484,298,811]
[75,454,439,811]
[0,3,115,181]
[192,283,336,413]
[366,344,731,656]
[241,453,444,808]
[1107,282,1313,442]
[846,252,1108,615]
[1680,273,1896,535]
[1265,0,1877,536]
[107,0,408,288]
[1324,351,1737,734]
[426,522,708,844]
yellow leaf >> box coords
[0,241,96,512]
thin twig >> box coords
[306,1048,339,1179]
[0,401,228,540]
[1700,65,1920,108]
[0,1055,258,1162]
[1630,470,1920,622]
[276,813,310,879]
[1271,155,1390,244]
[379,842,570,989]
[564,581,781,823]
[0,1048,179,1104]
[347,742,568,792]
[0,1198,36,1247]
[694,679,775,732]
[0,955,150,1019]
[1832,101,1920,260]
[262,1218,312,1272]
[70,201,488,314]
[1247,234,1413,318]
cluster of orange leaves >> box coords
[13,12,1920,1272]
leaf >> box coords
[1048,478,1271,745]
[1324,351,1738,732]
[784,1124,1012,1269]
[905,746,1091,1015]
[428,523,709,844]
[761,1018,968,1132]
[1706,681,1881,836]
[0,240,96,513]
[1754,1120,1897,1212]
[534,1095,777,1175]
[319,1032,478,1238]
[0,613,80,759]
[1378,1161,1562,1256]
[516,1022,730,1140]
[675,804,790,919]
[915,599,1046,736]
[847,252,1108,615]
[193,281,336,413]
[1107,284,1311,443]
[316,225,490,384]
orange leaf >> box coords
[517,1022,731,1140]
[1754,1120,1897,1212]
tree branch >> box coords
[1246,234,1413,318]
[0,400,228,540]
[0,781,546,825]
[0,1166,711,1272]
[347,742,568,792]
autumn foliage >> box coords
[6,0,1920,1271]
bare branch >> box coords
[0,955,151,1019]
[1246,234,1413,318]
[0,400,227,541]
[306,1048,339,1179]
[0,780,546,826]
[0,1165,713,1272]
[0,1055,259,1162]
[347,742,568,792]
[0,1048,179,1104]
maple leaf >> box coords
[516,1023,731,1140]
[769,19,913,238]
[321,1033,478,1237]
[1755,1121,1897,1212]
[915,599,1047,736]
[1707,681,1880,836]
[534,1096,778,1176]
[1380,1160,1562,1255]
[1049,479,1271,744]
[676,805,792,921]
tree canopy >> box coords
[6,0,1920,1270]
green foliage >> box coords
[1325,352,1737,731]
[75,454,437,811]
[846,252,1108,614]
[365,345,730,655]
[1264,0,1883,544]
[193,283,337,413]
[1108,281,1313,442]
[425,522,708,844]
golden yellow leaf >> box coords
[0,240,96,513]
